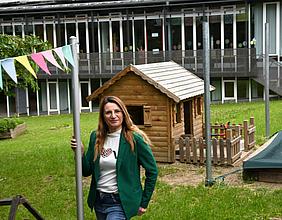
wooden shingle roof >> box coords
[87,61,214,103]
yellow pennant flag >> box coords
[15,55,37,79]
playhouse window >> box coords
[126,105,152,126]
[194,97,202,117]
[197,97,202,115]
[175,103,181,123]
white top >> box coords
[97,128,121,193]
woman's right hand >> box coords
[70,136,85,155]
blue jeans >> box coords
[94,191,127,220]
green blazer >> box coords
[82,130,158,219]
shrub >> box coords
[0,118,24,133]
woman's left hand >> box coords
[138,207,146,216]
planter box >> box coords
[0,123,27,139]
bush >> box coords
[0,118,24,133]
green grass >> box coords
[0,100,282,219]
[0,113,98,219]
[211,100,282,145]
[146,183,282,220]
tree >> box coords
[0,34,51,96]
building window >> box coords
[112,21,120,52]
[4,25,13,35]
[196,17,203,49]
[184,17,193,50]
[80,82,90,109]
[265,3,278,55]
[89,21,98,52]
[166,18,181,51]
[210,15,221,49]
[236,13,247,48]
[224,14,233,49]
[134,20,144,52]
[78,22,86,53]
[147,19,162,51]
[66,23,76,45]
[123,20,133,52]
[237,78,249,100]
[46,24,54,46]
[14,25,23,37]
[35,24,44,40]
[224,81,235,97]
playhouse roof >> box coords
[87,61,214,103]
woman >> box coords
[71,96,158,219]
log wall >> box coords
[101,72,173,162]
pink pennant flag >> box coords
[53,47,67,68]
[30,53,51,75]
[41,50,63,70]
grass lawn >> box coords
[211,99,282,145]
[0,100,281,219]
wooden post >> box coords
[235,125,240,138]
[192,138,197,164]
[220,125,225,139]
[212,138,218,164]
[179,137,184,163]
[214,123,218,137]
[226,129,232,165]
[226,139,232,165]
[199,138,204,164]
[226,129,232,140]
[219,139,225,165]
[185,137,191,163]
[250,117,255,126]
[249,117,256,149]
[243,120,248,151]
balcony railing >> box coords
[41,48,257,79]
[252,54,282,96]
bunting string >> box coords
[0,44,74,87]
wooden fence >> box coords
[204,117,255,151]
[177,117,255,165]
[179,128,242,165]
[243,117,256,151]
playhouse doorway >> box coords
[184,100,193,135]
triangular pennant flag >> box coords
[41,50,63,70]
[0,65,3,90]
[1,58,17,84]
[15,55,37,79]
[62,45,75,67]
[53,47,67,68]
[30,53,51,75]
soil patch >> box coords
[158,162,282,190]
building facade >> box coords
[0,0,281,116]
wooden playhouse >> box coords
[87,61,211,162]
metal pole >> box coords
[70,36,84,220]
[203,21,214,186]
[264,23,270,138]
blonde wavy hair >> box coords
[94,96,151,160]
